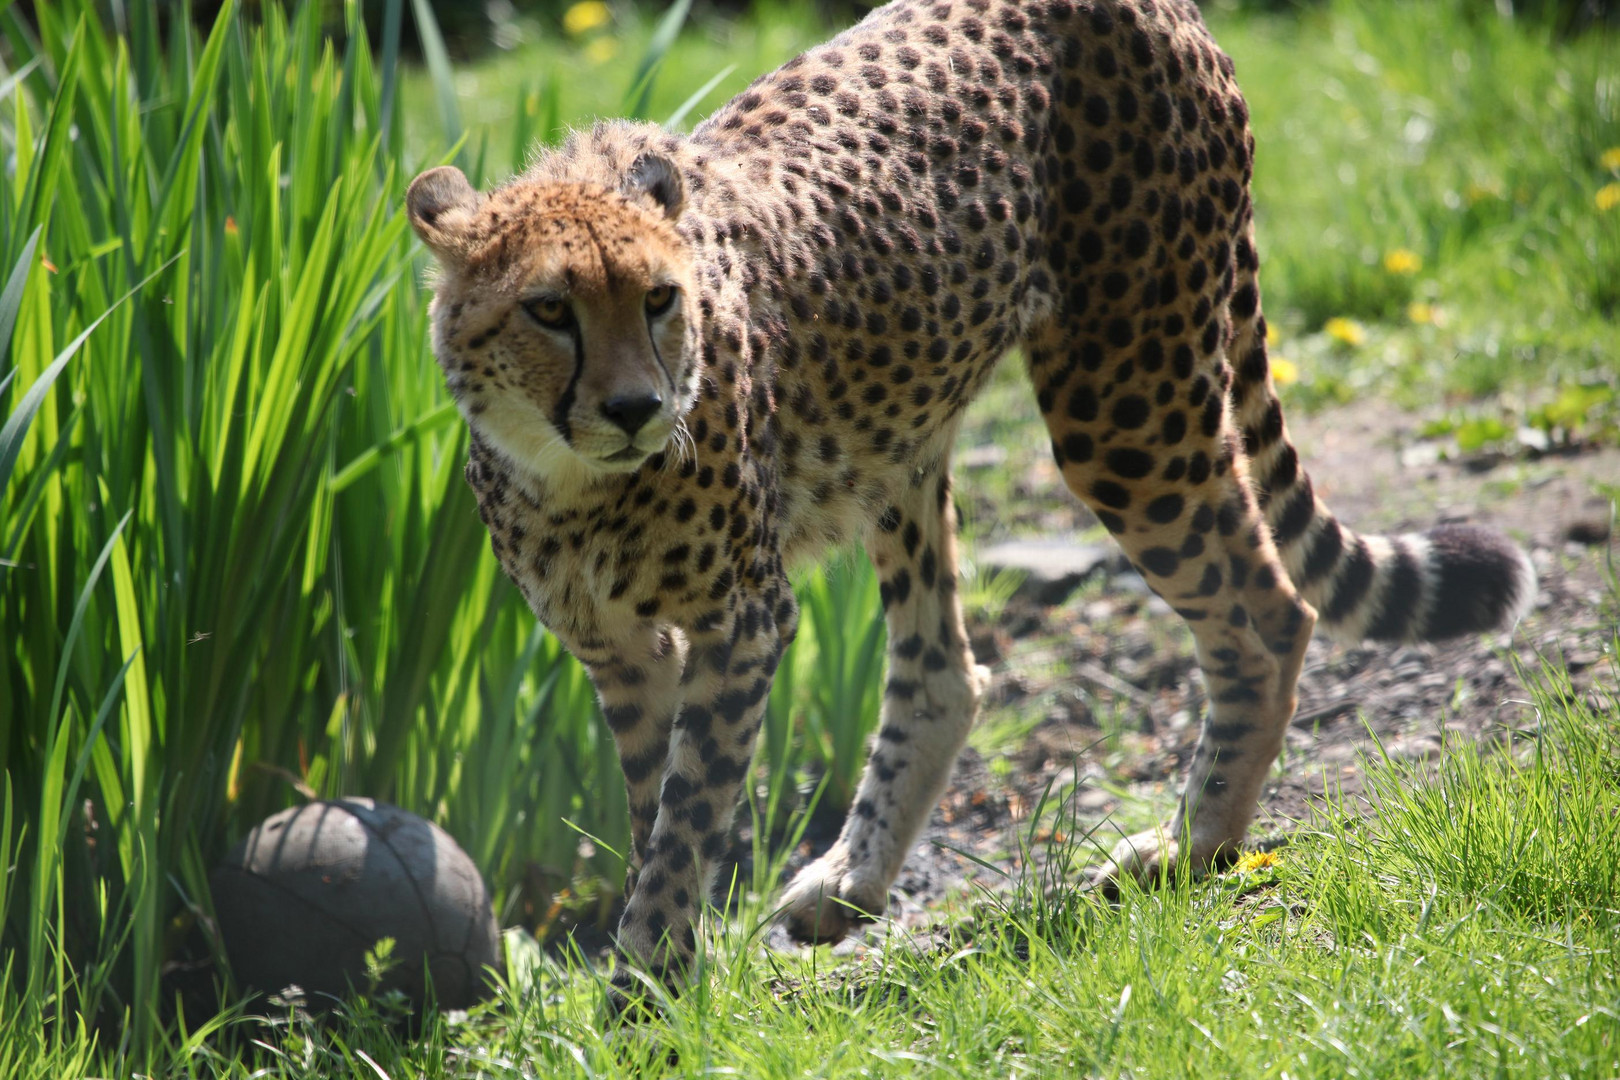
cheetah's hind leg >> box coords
[1026,316,1317,893]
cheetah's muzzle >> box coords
[407,0,1536,1012]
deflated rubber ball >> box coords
[212,798,500,1010]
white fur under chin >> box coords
[465,395,691,489]
[463,397,594,488]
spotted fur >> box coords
[407,0,1535,1002]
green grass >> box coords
[13,649,1615,1079]
[1214,0,1620,432]
[3,0,1619,1074]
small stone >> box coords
[1565,650,1602,673]
[1516,426,1551,454]
[1564,517,1612,546]
[1399,441,1444,470]
[1386,735,1442,761]
[1074,786,1115,812]
[969,627,1005,665]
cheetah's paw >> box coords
[779,843,888,945]
[1085,828,1241,898]
[1083,829,1184,900]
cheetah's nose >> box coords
[600,391,663,436]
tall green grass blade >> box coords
[45,509,132,731]
[102,476,160,1044]
[664,63,734,130]
[329,400,458,493]
[378,0,404,145]
[0,388,76,563]
[13,17,81,261]
[0,52,31,101]
[0,228,40,372]
[26,647,136,1024]
[0,782,13,941]
[410,0,462,153]
[150,0,236,237]
[509,74,556,168]
[62,651,138,863]
[624,0,692,121]
[0,259,172,498]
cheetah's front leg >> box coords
[608,588,794,1009]
[585,629,690,894]
[780,464,988,945]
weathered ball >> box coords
[212,798,501,1010]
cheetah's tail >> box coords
[1225,234,1537,644]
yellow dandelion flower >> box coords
[584,36,620,65]
[1269,356,1298,385]
[1265,321,1279,346]
[1324,316,1365,347]
[1407,301,1435,325]
[1597,183,1620,213]
[1234,850,1279,874]
[1382,248,1421,275]
[563,0,612,37]
[1602,147,1620,172]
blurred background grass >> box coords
[0,0,1616,1070]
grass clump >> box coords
[1327,658,1620,927]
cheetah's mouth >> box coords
[586,442,659,472]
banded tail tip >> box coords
[1416,524,1537,641]
[1316,524,1537,645]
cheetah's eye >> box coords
[523,297,573,331]
[645,285,678,316]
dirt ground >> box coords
[765,399,1620,953]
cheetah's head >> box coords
[407,155,697,479]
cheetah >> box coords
[406,0,1535,1002]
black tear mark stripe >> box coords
[553,327,586,441]
[647,319,676,395]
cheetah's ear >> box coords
[407,166,484,265]
[623,152,684,220]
